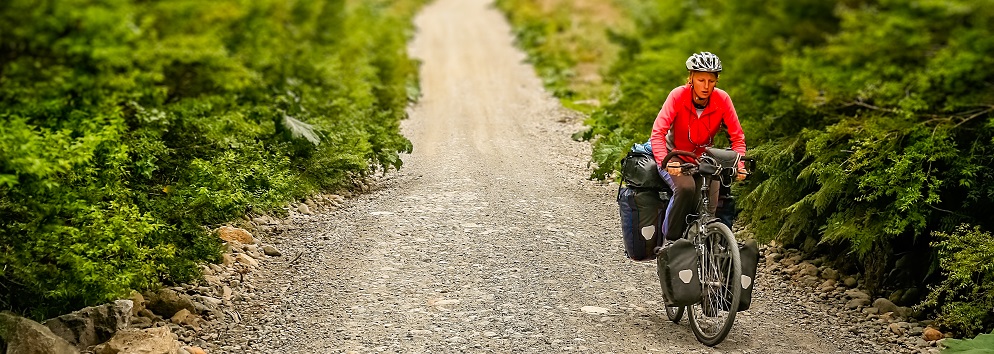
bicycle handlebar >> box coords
[662,149,753,180]
[660,150,698,165]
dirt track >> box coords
[201,0,913,352]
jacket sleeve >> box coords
[721,95,747,169]
[650,90,678,168]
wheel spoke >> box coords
[688,223,742,346]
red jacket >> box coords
[650,84,746,168]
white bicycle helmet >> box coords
[686,52,722,73]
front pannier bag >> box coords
[657,238,702,306]
[617,187,665,261]
[729,239,760,310]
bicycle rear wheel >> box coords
[688,222,741,346]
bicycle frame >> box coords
[659,149,743,346]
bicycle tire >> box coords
[665,305,684,323]
[688,221,741,346]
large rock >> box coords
[262,245,282,257]
[846,298,871,309]
[145,289,197,318]
[873,298,901,315]
[845,289,871,300]
[92,326,180,354]
[216,226,255,244]
[821,267,840,280]
[791,262,819,278]
[843,276,858,288]
[923,327,944,341]
[43,300,133,349]
[129,292,146,317]
[0,311,80,354]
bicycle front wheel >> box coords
[688,222,741,346]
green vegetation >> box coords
[1,0,426,319]
[943,331,994,353]
[495,0,631,113]
[498,0,994,336]
[923,225,994,337]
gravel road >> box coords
[200,0,922,352]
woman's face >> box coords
[690,71,718,100]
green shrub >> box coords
[1,0,426,319]
[920,225,994,337]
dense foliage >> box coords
[0,0,426,319]
[921,225,994,337]
[494,0,629,112]
[498,0,994,336]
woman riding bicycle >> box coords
[650,52,747,243]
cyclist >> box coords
[650,51,747,244]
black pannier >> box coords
[656,238,702,306]
[620,143,667,190]
[617,187,666,261]
[730,239,760,310]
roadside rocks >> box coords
[42,300,133,350]
[760,244,945,353]
[0,311,80,354]
[6,223,293,354]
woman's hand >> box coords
[666,161,682,176]
[736,167,748,181]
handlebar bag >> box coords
[617,186,666,261]
[704,147,741,183]
[657,238,702,306]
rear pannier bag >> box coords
[617,187,665,261]
[657,238,702,306]
[729,239,760,311]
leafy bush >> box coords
[495,0,630,112]
[1,0,426,319]
[920,225,994,337]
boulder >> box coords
[129,292,146,317]
[782,254,803,266]
[0,311,79,354]
[843,276,858,288]
[872,298,901,315]
[821,267,840,280]
[819,279,837,292]
[182,347,206,354]
[216,226,255,244]
[92,326,180,354]
[262,245,282,257]
[43,300,133,349]
[889,322,908,336]
[796,262,819,277]
[234,253,258,267]
[168,310,202,329]
[846,298,870,309]
[845,289,871,300]
[145,289,197,318]
[923,327,943,341]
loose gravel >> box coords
[195,0,945,352]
